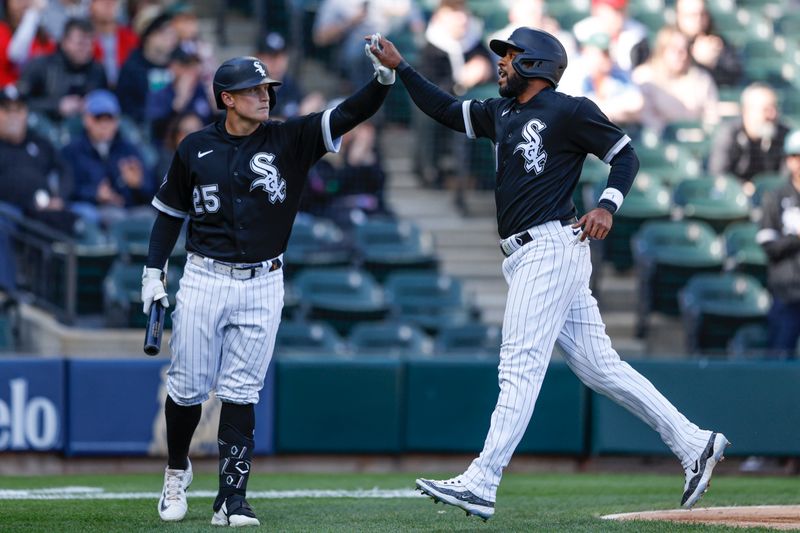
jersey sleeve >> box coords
[464,98,501,141]
[151,147,191,218]
[569,98,631,163]
[286,111,341,166]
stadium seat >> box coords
[108,212,187,266]
[722,221,767,284]
[51,221,118,315]
[750,172,785,212]
[727,323,773,359]
[594,173,671,271]
[354,218,437,281]
[634,142,702,185]
[679,272,770,354]
[672,175,750,232]
[284,215,353,278]
[384,271,475,334]
[435,322,501,357]
[632,220,724,336]
[274,320,345,357]
[662,120,713,163]
[103,260,181,328]
[293,267,390,335]
[348,321,432,357]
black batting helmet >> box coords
[213,56,281,110]
[489,28,568,87]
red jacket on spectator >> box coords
[0,22,55,85]
[92,25,139,76]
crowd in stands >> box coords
[0,0,798,358]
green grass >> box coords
[1,472,797,532]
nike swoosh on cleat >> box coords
[690,460,699,474]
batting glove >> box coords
[141,267,169,315]
[365,33,395,85]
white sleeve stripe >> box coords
[462,100,476,139]
[599,187,625,209]
[602,134,631,164]
[756,228,780,244]
[322,108,342,153]
[152,197,187,218]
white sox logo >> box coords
[514,119,548,174]
[253,60,266,77]
[249,152,286,204]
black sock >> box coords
[214,402,255,511]
[165,395,202,470]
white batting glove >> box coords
[141,267,169,315]
[365,33,395,85]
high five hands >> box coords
[364,34,403,70]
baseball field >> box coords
[1,471,797,531]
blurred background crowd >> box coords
[0,0,799,365]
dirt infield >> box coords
[602,506,800,530]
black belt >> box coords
[501,217,579,258]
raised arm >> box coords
[368,35,466,133]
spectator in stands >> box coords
[313,0,424,90]
[18,18,107,122]
[414,0,494,188]
[488,0,576,60]
[632,25,718,134]
[708,83,790,188]
[255,32,325,120]
[757,129,800,358]
[145,44,212,145]
[0,0,56,85]
[116,10,176,124]
[63,89,153,226]
[168,2,214,84]
[42,0,88,41]
[302,113,388,223]
[573,0,649,73]
[674,0,742,88]
[154,110,203,180]
[89,0,139,87]
[0,85,79,232]
[559,32,643,128]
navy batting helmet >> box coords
[489,28,568,87]
[213,56,281,110]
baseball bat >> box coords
[143,301,166,356]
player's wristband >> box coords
[597,187,624,214]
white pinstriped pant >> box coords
[167,254,284,406]
[462,221,711,502]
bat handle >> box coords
[143,302,166,356]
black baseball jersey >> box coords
[463,88,630,238]
[153,111,340,262]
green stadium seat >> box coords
[634,142,702,185]
[108,212,187,266]
[384,271,475,334]
[662,119,713,162]
[727,323,773,359]
[293,267,390,335]
[354,218,437,281]
[103,260,181,328]
[750,172,785,209]
[435,322,501,357]
[672,175,750,232]
[274,320,345,357]
[594,173,671,271]
[722,221,767,284]
[632,220,724,336]
[284,215,352,278]
[348,321,432,357]
[679,272,770,354]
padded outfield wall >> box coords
[0,357,797,456]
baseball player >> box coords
[368,29,729,520]
[141,44,395,526]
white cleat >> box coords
[681,432,730,509]
[211,494,260,527]
[158,458,193,521]
[415,476,495,521]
